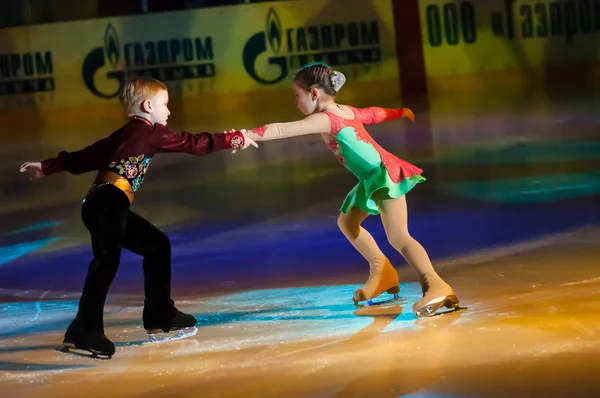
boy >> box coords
[19,77,257,358]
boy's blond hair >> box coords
[119,76,167,114]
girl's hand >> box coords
[402,108,415,122]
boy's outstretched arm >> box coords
[35,134,115,177]
[150,124,255,155]
[244,113,331,142]
[353,107,414,124]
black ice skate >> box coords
[143,309,198,344]
[58,320,115,359]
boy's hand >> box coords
[402,108,415,122]
[228,129,258,154]
[20,162,44,181]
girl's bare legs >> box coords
[378,195,459,316]
[337,207,400,304]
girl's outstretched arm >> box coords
[246,113,331,142]
[352,107,414,124]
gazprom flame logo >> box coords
[266,8,282,54]
[82,23,125,99]
[243,8,382,85]
[104,23,120,67]
[243,7,288,85]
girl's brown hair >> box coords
[292,62,346,96]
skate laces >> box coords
[420,275,431,295]
[365,259,386,285]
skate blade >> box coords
[414,295,466,318]
[144,326,198,344]
[57,344,112,360]
[431,305,467,317]
[354,293,406,309]
[416,305,467,319]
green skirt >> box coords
[340,164,425,215]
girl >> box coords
[237,62,460,317]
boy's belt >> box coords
[93,171,135,204]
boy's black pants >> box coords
[75,183,175,331]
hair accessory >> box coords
[330,70,346,92]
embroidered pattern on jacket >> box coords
[107,154,153,192]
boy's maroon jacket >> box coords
[41,117,244,200]
[42,117,243,175]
